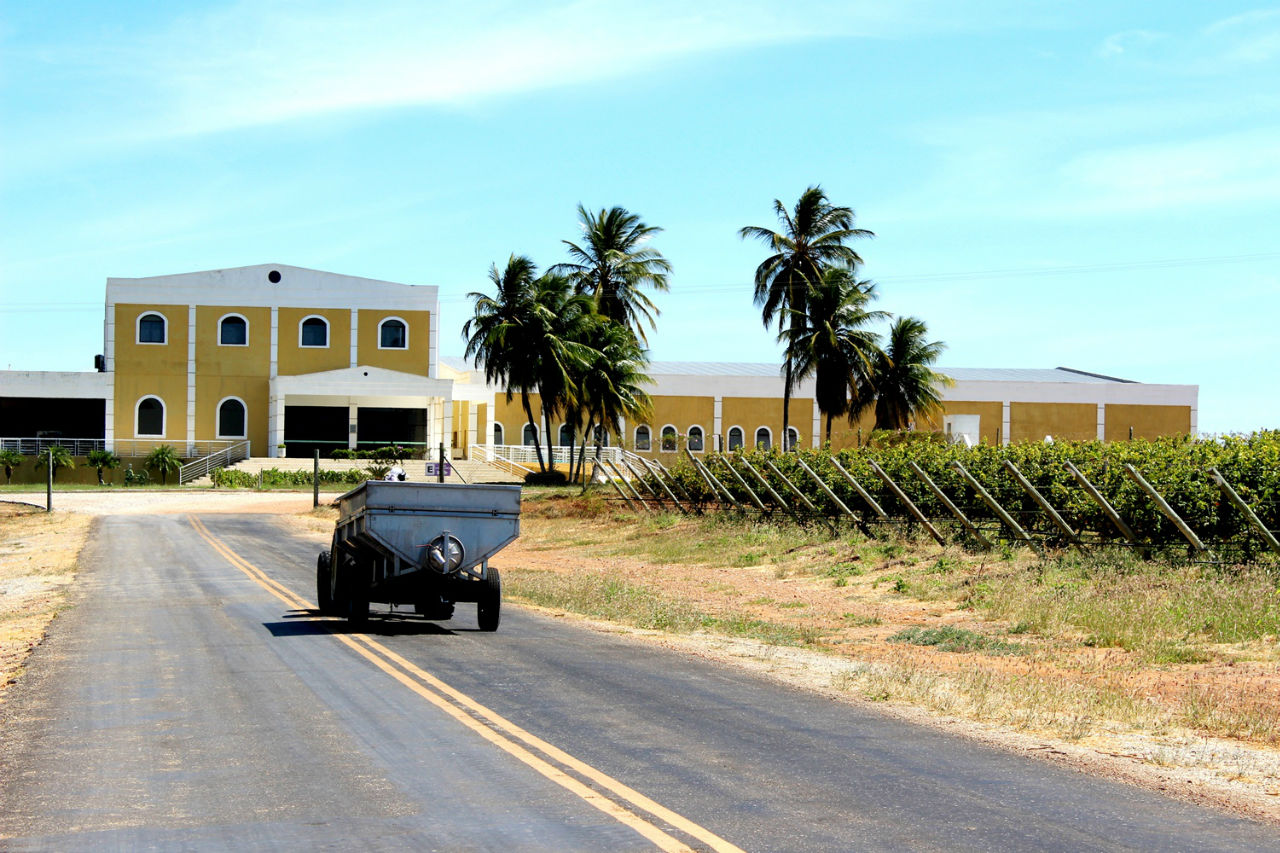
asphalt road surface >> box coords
[2,512,1277,851]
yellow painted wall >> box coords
[1105,405,1191,441]
[277,307,350,375]
[357,309,431,375]
[941,401,1005,445]
[493,393,542,443]
[720,397,813,450]
[1011,403,1096,443]
[193,306,271,452]
[113,304,188,442]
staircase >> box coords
[201,455,522,486]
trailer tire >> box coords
[477,567,501,632]
[316,551,336,615]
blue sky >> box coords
[2,1,1277,433]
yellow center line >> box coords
[187,515,744,853]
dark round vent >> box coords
[268,269,281,283]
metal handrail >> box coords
[1,437,105,456]
[179,440,251,484]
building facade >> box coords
[0,264,1198,469]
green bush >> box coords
[211,467,368,488]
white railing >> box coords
[178,440,251,484]
[110,438,245,459]
[1,437,105,456]
[473,443,623,468]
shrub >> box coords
[525,470,568,486]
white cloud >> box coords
[1097,29,1165,58]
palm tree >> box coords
[525,272,596,474]
[144,444,181,485]
[0,449,22,485]
[35,445,75,483]
[869,317,953,431]
[464,255,548,471]
[740,186,873,446]
[573,320,652,482]
[552,205,671,344]
[87,449,121,485]
[781,267,886,444]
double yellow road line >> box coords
[187,515,744,853]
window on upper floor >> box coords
[728,426,744,451]
[786,426,800,451]
[687,425,704,452]
[379,317,407,349]
[138,313,166,344]
[522,423,538,446]
[660,425,677,452]
[558,423,573,446]
[219,314,248,346]
[755,427,772,450]
[634,425,651,451]
[492,423,504,445]
[300,316,329,347]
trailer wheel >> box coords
[316,551,336,615]
[477,567,501,632]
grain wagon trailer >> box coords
[316,481,521,630]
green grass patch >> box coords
[888,625,1027,656]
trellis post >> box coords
[794,456,856,520]
[1122,464,1210,556]
[869,461,946,546]
[951,461,1035,546]
[1064,461,1139,544]
[739,457,802,523]
[715,456,768,512]
[828,457,889,520]
[1003,460,1083,549]
[907,461,990,547]
[1209,467,1280,556]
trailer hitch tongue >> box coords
[426,533,465,573]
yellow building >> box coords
[0,264,1198,476]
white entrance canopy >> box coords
[268,365,455,457]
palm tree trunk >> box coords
[522,393,545,472]
[543,408,555,476]
[781,357,793,451]
[826,413,833,445]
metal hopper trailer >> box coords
[316,481,522,630]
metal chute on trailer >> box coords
[316,481,521,631]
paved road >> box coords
[1,513,1276,851]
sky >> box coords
[1,1,1277,434]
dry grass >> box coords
[0,504,93,697]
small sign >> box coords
[424,462,452,476]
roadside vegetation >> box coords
[503,488,1280,763]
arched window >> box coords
[378,317,407,349]
[687,425,704,452]
[786,426,800,451]
[634,425,651,451]
[217,398,247,438]
[755,427,772,450]
[136,396,165,436]
[559,423,573,446]
[300,315,329,347]
[219,314,248,346]
[492,423,504,445]
[522,423,538,446]
[592,426,610,447]
[137,313,166,344]
[660,425,677,452]
[727,426,744,451]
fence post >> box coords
[714,456,768,512]
[635,457,687,513]
[647,456,693,502]
[869,461,946,546]
[1002,460,1082,548]
[686,449,741,510]
[313,450,320,508]
[601,460,640,511]
[1064,461,1139,544]
[907,461,990,547]
[763,459,819,513]
[828,457,888,520]
[1123,464,1210,556]
[951,461,1035,546]
[1209,467,1280,556]
[438,443,446,484]
[46,448,53,513]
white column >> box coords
[442,399,453,452]
[268,393,285,458]
[186,304,196,453]
[348,403,359,450]
[465,403,477,457]
[713,396,723,451]
[812,399,821,448]
[1096,403,1106,441]
[1002,401,1011,446]
[349,309,359,368]
[269,307,279,379]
